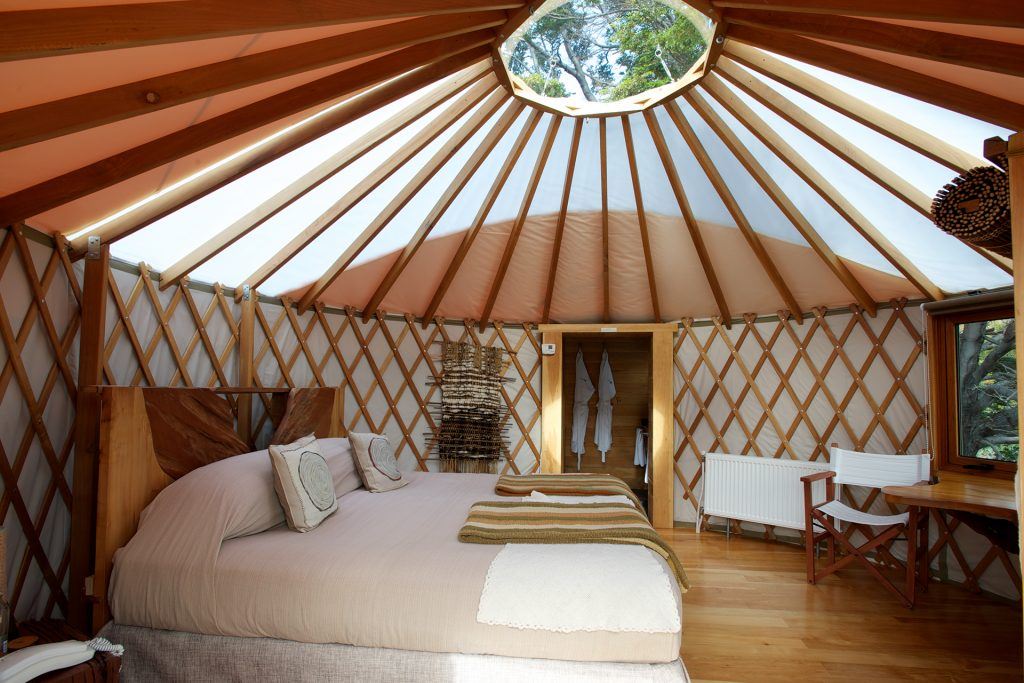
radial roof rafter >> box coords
[160,67,495,291]
[478,115,562,330]
[361,101,529,321]
[541,118,584,324]
[297,89,511,312]
[621,115,662,323]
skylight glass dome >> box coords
[498,0,717,115]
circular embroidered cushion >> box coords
[350,432,409,492]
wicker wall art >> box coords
[428,341,512,473]
[931,161,1011,258]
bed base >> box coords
[100,624,689,683]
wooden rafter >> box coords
[361,101,528,321]
[673,98,877,316]
[696,79,945,300]
[0,35,493,228]
[722,41,987,175]
[479,115,562,330]
[725,24,1024,130]
[715,57,934,217]
[713,0,1024,27]
[0,13,505,153]
[0,0,522,61]
[66,59,491,256]
[297,89,510,312]
[541,118,584,324]
[657,105,803,320]
[599,118,611,323]
[421,109,544,327]
[621,116,661,322]
[724,9,1024,79]
[710,66,1014,274]
[643,108,732,325]
[159,71,495,290]
[242,79,499,291]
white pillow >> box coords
[349,433,408,493]
[269,434,338,532]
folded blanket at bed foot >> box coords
[458,499,689,592]
[494,473,646,514]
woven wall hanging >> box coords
[931,158,1011,258]
[427,341,512,473]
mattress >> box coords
[110,471,682,663]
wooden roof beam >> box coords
[159,72,495,290]
[723,41,988,175]
[713,61,1014,274]
[675,97,877,316]
[716,56,934,217]
[657,104,804,320]
[621,116,661,323]
[0,0,523,61]
[362,101,528,320]
[724,9,1024,79]
[712,0,1024,27]
[541,118,583,324]
[643,108,732,325]
[0,34,493,228]
[421,109,544,327]
[479,115,562,331]
[243,82,501,293]
[725,25,1024,131]
[698,76,946,300]
[599,118,611,323]
[297,89,509,313]
[0,12,506,153]
[65,59,491,258]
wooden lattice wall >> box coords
[0,226,1017,621]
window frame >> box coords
[926,299,1018,479]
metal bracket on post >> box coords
[241,284,252,302]
[86,235,101,260]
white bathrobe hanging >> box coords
[594,348,616,462]
[570,348,594,471]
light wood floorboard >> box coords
[664,528,1022,682]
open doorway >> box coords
[539,323,675,528]
[560,333,652,511]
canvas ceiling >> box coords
[1,1,1021,325]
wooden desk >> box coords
[884,471,1018,594]
[883,471,1017,521]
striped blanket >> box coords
[494,473,646,514]
[459,500,689,591]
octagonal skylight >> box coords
[498,0,716,116]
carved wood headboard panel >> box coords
[92,385,344,632]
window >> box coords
[927,299,1018,477]
[497,0,716,115]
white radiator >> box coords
[700,452,832,531]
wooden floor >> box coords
[663,528,1022,682]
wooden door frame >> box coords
[539,323,676,528]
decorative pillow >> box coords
[269,434,338,532]
[349,432,408,493]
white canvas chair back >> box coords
[831,447,930,488]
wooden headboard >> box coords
[91,385,344,633]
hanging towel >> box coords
[594,348,615,462]
[635,427,650,484]
[570,348,594,471]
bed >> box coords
[91,386,688,681]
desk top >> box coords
[883,471,1017,521]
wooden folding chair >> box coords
[801,446,931,608]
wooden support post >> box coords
[237,285,255,445]
[540,331,563,474]
[1007,132,1023,652]
[68,237,108,632]
[651,329,674,529]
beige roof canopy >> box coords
[0,0,1020,325]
